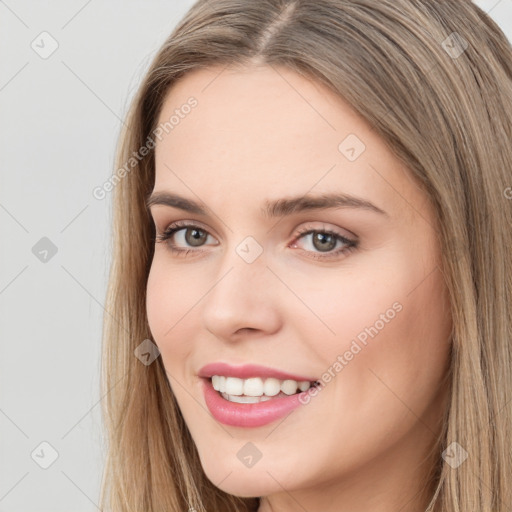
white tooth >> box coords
[220,392,275,404]
[263,378,281,396]
[223,394,262,404]
[214,375,313,397]
[244,377,264,396]
[281,379,299,395]
[298,380,311,392]
[225,377,244,396]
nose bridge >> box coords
[212,233,269,296]
[201,236,281,338]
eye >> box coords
[154,221,358,261]
[289,225,358,260]
[155,220,218,256]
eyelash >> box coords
[154,220,358,261]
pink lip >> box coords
[201,377,316,428]
[197,362,317,382]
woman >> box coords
[99,1,512,511]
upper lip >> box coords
[198,362,317,382]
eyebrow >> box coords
[146,191,389,218]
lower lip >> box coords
[202,378,314,428]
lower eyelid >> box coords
[292,235,356,257]
[158,224,356,258]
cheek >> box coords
[283,267,407,366]
[146,257,202,363]
[292,261,451,414]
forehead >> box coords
[153,64,427,225]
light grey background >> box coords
[0,1,510,510]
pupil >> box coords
[313,232,336,252]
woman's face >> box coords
[146,64,452,510]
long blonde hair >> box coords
[99,1,512,510]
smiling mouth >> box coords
[210,375,320,403]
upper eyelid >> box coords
[160,220,218,238]
[159,221,356,244]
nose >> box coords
[201,245,282,341]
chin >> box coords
[201,460,283,497]
[212,478,273,499]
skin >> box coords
[146,63,453,512]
